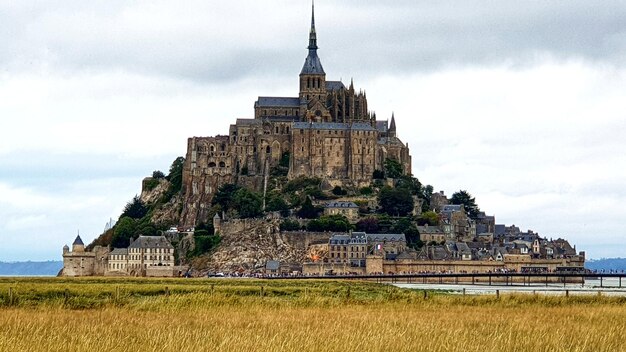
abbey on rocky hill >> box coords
[181,4,411,225]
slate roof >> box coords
[325,201,358,209]
[301,50,325,75]
[325,81,345,91]
[266,260,280,271]
[367,233,406,242]
[441,205,463,213]
[73,235,84,246]
[109,248,128,256]
[235,119,261,126]
[293,122,377,131]
[417,245,450,260]
[255,97,301,108]
[264,116,300,122]
[376,121,388,133]
[416,225,445,234]
[128,236,173,249]
[377,136,406,146]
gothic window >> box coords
[219,162,226,167]
[208,162,216,168]
[286,126,290,133]
[300,129,304,134]
[275,126,279,134]
[210,145,215,152]
[220,144,225,151]
[266,146,271,153]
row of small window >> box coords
[331,246,366,251]
[330,252,365,258]
[128,248,173,254]
[299,130,374,136]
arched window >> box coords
[208,162,216,167]
[266,146,271,153]
[220,144,225,152]
[219,161,226,168]
[210,145,215,152]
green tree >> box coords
[391,217,422,249]
[417,211,439,226]
[279,152,290,168]
[384,158,403,179]
[166,156,185,193]
[297,196,321,219]
[152,170,165,179]
[306,215,351,232]
[265,192,290,217]
[212,183,241,210]
[372,170,385,179]
[332,186,347,196]
[231,188,263,218]
[450,190,481,219]
[396,175,422,195]
[280,219,301,231]
[188,234,221,257]
[111,216,136,248]
[359,186,373,195]
[120,195,148,220]
[421,185,434,212]
[378,186,414,217]
[356,217,379,233]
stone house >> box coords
[103,235,176,277]
[324,201,359,222]
[417,225,447,244]
[328,232,367,267]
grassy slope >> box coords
[0,278,625,352]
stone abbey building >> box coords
[181,5,411,225]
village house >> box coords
[324,201,360,222]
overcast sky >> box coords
[1,1,625,261]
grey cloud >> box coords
[2,1,626,84]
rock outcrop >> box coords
[194,218,331,274]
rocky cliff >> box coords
[192,218,331,274]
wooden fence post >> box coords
[115,286,120,303]
[260,286,264,297]
[8,287,13,306]
[462,288,466,296]
[496,290,500,299]
[165,286,170,298]
[64,289,69,305]
[423,291,428,300]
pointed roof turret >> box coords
[301,1,325,75]
[390,112,396,131]
[73,234,84,246]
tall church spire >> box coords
[301,0,324,75]
[309,1,317,50]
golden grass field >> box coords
[1,278,625,352]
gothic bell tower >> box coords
[299,1,327,111]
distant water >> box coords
[0,261,63,276]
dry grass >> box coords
[0,278,625,352]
